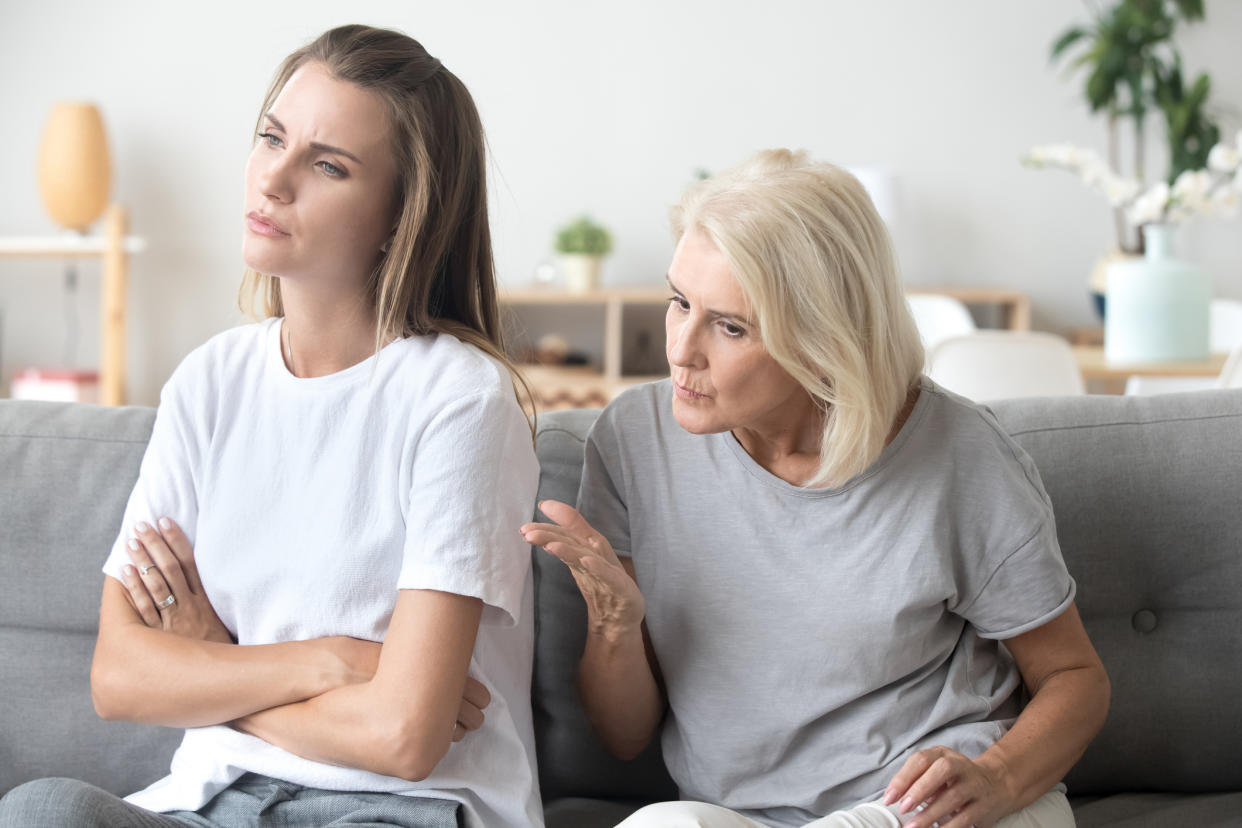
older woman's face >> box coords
[243,61,397,292]
[665,230,809,436]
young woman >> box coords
[0,25,542,828]
[522,150,1110,828]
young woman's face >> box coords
[243,61,398,293]
[664,229,809,436]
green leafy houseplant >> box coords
[1050,0,1221,252]
[554,216,613,257]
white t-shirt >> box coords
[101,317,543,828]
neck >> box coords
[732,384,920,487]
[731,392,826,481]
[278,282,381,378]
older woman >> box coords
[521,150,1108,828]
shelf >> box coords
[501,286,669,305]
[0,235,147,258]
[0,205,140,405]
[514,364,666,410]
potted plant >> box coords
[1045,0,1217,253]
[1024,1,1242,362]
[554,215,612,293]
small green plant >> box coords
[554,215,612,256]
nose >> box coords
[253,148,295,204]
[666,309,706,370]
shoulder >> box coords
[592,378,673,442]
[909,378,1052,508]
[161,319,272,403]
[404,332,514,402]
[400,333,531,442]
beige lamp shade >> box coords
[38,102,112,231]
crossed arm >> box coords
[91,518,489,782]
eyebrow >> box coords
[665,275,755,327]
[264,113,364,165]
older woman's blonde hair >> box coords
[670,149,925,488]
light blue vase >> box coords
[1104,224,1211,363]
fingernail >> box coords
[123,565,136,576]
[899,797,914,814]
[134,521,149,534]
[158,517,172,531]
[882,788,897,805]
[127,538,140,551]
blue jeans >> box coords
[0,773,462,827]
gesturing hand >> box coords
[883,745,1015,828]
[121,518,233,644]
[520,500,645,637]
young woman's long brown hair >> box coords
[240,24,533,421]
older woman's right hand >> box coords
[521,500,645,636]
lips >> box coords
[673,380,709,400]
[246,211,289,237]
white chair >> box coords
[906,293,977,352]
[1210,298,1242,354]
[1124,299,1242,395]
[926,332,1086,402]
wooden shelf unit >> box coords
[0,205,145,405]
[502,286,669,410]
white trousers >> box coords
[614,789,1074,828]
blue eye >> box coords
[319,161,345,178]
[257,131,282,148]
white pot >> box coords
[562,254,602,294]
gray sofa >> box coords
[2,390,1241,827]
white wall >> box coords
[2,0,1240,404]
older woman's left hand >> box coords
[883,745,1014,828]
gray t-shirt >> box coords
[577,377,1075,828]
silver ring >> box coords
[157,594,176,609]
[139,564,155,576]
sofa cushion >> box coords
[530,410,678,802]
[992,390,1242,795]
[1070,791,1242,827]
[0,400,180,797]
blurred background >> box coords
[1,0,1239,405]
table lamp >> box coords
[37,102,111,231]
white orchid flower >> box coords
[1172,169,1214,215]
[1212,187,1241,219]
[1102,174,1141,206]
[1127,181,1171,226]
[1207,143,1241,174]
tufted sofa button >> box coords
[1132,609,1158,633]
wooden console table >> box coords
[1072,345,1227,395]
